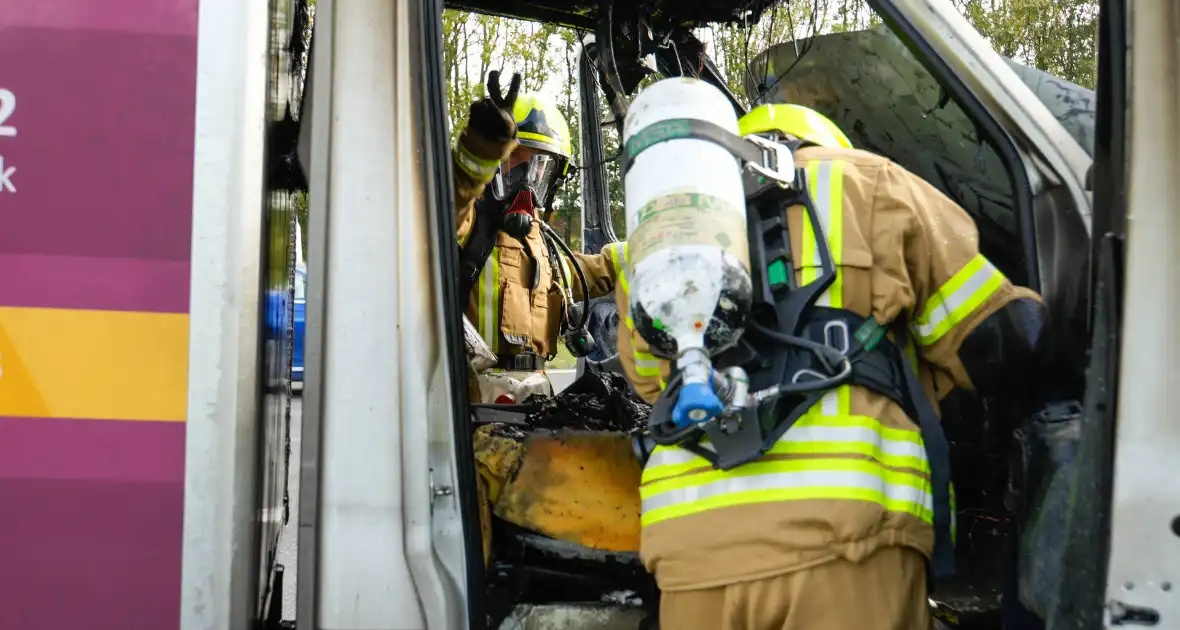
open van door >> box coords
[1099,0,1180,627]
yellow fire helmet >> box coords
[512,93,574,175]
[738,103,854,150]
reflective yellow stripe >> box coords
[640,458,933,527]
[643,413,927,484]
[606,242,630,295]
[476,246,502,352]
[642,456,930,501]
[814,160,845,309]
[455,142,501,182]
[634,351,662,377]
[796,160,850,416]
[518,130,556,148]
[914,254,1005,346]
[621,307,662,377]
[798,160,820,287]
[614,241,660,382]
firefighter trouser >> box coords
[658,547,932,630]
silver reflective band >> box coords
[809,161,835,308]
[634,355,662,371]
[641,469,934,514]
[456,147,499,179]
[915,258,1000,340]
[645,424,927,471]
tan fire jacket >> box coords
[618,145,1043,591]
[452,127,623,360]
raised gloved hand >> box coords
[467,70,521,144]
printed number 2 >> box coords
[0,89,15,138]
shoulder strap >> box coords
[458,197,499,299]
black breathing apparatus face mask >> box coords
[490,152,564,238]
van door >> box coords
[1101,0,1180,626]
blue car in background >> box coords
[293,262,306,384]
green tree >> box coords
[955,0,1098,88]
[420,1,1100,255]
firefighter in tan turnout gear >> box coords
[452,70,625,402]
[450,71,628,565]
[618,99,1048,629]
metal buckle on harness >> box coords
[823,320,851,355]
[791,368,828,384]
[743,134,796,186]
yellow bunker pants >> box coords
[658,547,932,630]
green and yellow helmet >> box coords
[738,103,853,150]
[512,93,574,174]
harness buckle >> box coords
[743,134,796,186]
[791,368,828,384]
[823,320,851,355]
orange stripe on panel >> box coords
[0,307,189,421]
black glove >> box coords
[467,70,521,143]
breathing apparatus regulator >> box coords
[491,148,567,239]
[622,79,853,471]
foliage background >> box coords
[293,0,1097,253]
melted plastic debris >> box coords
[489,370,651,439]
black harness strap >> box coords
[621,118,768,175]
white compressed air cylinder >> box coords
[623,78,753,426]
[623,77,750,358]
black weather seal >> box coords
[1088,0,1128,293]
[1045,0,1126,626]
[868,0,1039,293]
[578,40,614,254]
[415,0,489,627]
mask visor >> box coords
[491,152,564,208]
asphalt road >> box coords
[276,369,577,620]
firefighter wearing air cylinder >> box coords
[618,79,1047,629]
[450,71,628,565]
